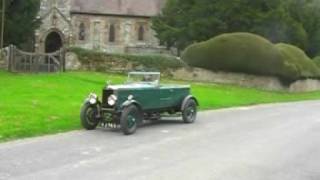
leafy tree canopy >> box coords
[0,0,40,50]
[153,0,320,57]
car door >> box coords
[142,88,161,110]
[159,86,175,108]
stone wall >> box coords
[125,46,173,55]
[65,52,81,70]
[289,80,320,92]
[172,67,320,92]
[172,67,286,91]
[65,51,134,73]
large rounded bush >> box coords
[313,56,320,68]
[275,43,320,79]
[182,32,320,81]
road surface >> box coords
[0,101,320,180]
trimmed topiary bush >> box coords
[275,43,320,80]
[182,32,320,81]
[313,56,320,68]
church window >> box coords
[79,23,86,41]
[138,25,145,41]
[109,24,116,42]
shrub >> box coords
[275,43,320,79]
[119,53,184,71]
[182,32,320,81]
[69,47,184,72]
[313,56,320,68]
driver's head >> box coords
[143,75,152,81]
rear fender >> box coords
[181,95,199,111]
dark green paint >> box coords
[112,85,190,111]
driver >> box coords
[143,75,152,82]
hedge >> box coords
[275,43,320,80]
[182,32,320,82]
[69,47,184,72]
[313,56,320,68]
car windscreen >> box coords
[127,74,160,85]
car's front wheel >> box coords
[120,105,142,135]
[80,102,100,130]
[182,99,197,123]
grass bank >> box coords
[1,70,320,142]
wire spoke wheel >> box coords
[127,114,137,129]
[121,105,141,135]
[81,102,99,130]
[186,106,196,120]
[183,99,197,123]
[86,107,97,125]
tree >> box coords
[152,0,319,56]
[152,0,196,54]
[286,0,320,56]
[0,0,40,50]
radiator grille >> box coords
[102,89,114,108]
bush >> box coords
[69,47,183,72]
[313,56,320,68]
[182,32,320,81]
[275,43,320,79]
[120,53,184,71]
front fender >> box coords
[121,100,143,111]
[181,95,199,111]
[82,99,102,119]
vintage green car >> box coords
[80,72,199,135]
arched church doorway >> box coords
[45,31,63,53]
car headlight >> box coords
[88,93,98,104]
[108,95,117,106]
[89,98,97,104]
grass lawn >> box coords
[1,70,320,142]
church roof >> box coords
[71,0,166,17]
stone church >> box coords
[35,0,167,54]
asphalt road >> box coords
[0,101,320,180]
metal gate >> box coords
[8,45,65,73]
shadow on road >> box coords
[95,118,184,134]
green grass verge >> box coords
[1,70,320,142]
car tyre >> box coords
[80,102,100,130]
[120,105,142,135]
[182,99,197,123]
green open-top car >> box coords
[80,72,199,135]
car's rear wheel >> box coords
[120,105,142,135]
[182,99,197,123]
[80,102,100,130]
